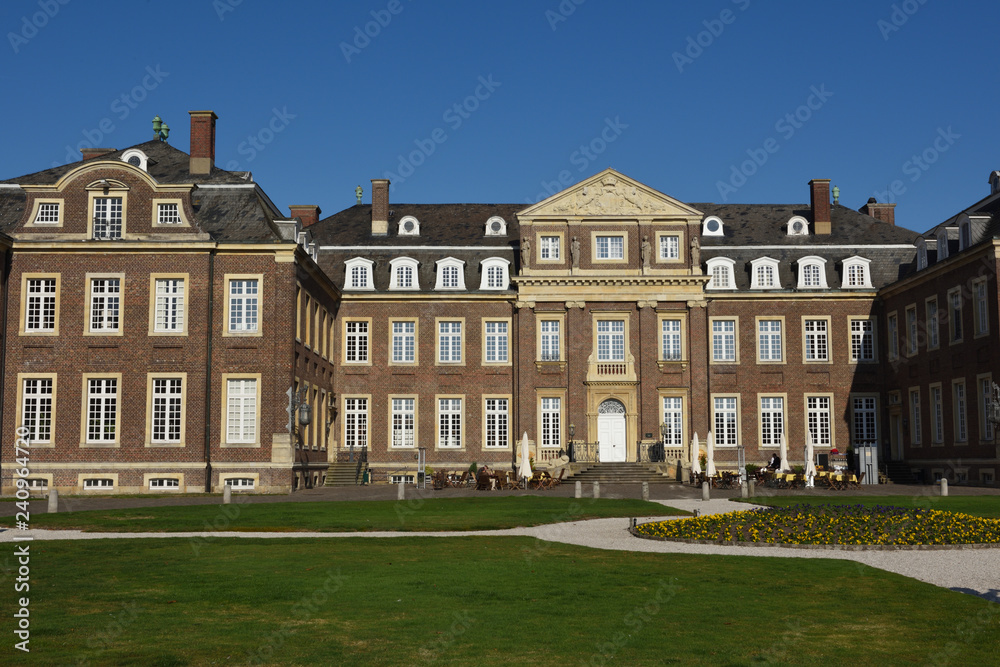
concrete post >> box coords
[575,481,582,499]
[740,481,748,499]
[749,479,756,497]
[593,481,600,499]
[47,489,58,513]
[940,478,949,497]
[701,481,710,501]
[223,485,232,505]
[641,481,649,502]
[397,482,405,501]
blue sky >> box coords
[2,0,995,233]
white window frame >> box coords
[483,320,509,364]
[437,397,463,449]
[397,215,420,236]
[806,396,832,447]
[702,216,724,236]
[597,320,626,362]
[974,279,989,337]
[706,257,736,290]
[390,397,415,449]
[539,235,561,260]
[842,257,873,289]
[926,298,939,350]
[151,377,183,444]
[917,241,928,270]
[711,319,736,363]
[344,397,369,451]
[391,320,416,364]
[661,396,684,448]
[34,201,61,225]
[540,320,561,362]
[803,319,829,362]
[937,230,949,260]
[25,277,57,333]
[438,320,463,364]
[759,396,784,448]
[787,215,809,236]
[540,397,561,449]
[595,235,625,260]
[661,319,682,362]
[149,478,180,489]
[345,258,375,291]
[388,257,420,291]
[153,278,186,333]
[228,278,259,333]
[86,377,118,444]
[852,396,878,446]
[658,234,680,260]
[485,216,507,236]
[905,306,918,356]
[435,257,466,290]
[909,388,922,446]
[89,277,121,334]
[757,319,783,363]
[979,376,994,442]
[713,396,739,447]
[344,320,370,364]
[21,377,54,444]
[796,256,828,289]
[850,318,875,363]
[750,257,780,290]
[930,384,944,444]
[225,378,258,445]
[479,257,510,290]
[953,380,968,443]
[485,398,510,449]
[92,196,123,239]
[948,288,963,344]
[157,202,182,225]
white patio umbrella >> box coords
[518,432,532,482]
[779,432,790,472]
[805,431,816,487]
[706,430,716,477]
[690,432,702,475]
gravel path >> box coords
[4,497,998,603]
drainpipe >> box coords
[204,250,215,492]
[511,300,518,472]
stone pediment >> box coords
[519,169,703,219]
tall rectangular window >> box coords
[760,397,784,447]
[90,278,120,333]
[152,378,182,443]
[850,319,874,362]
[950,290,963,342]
[758,320,782,362]
[659,235,679,260]
[154,279,185,332]
[345,321,369,363]
[662,397,683,448]
[926,299,939,349]
[87,378,118,443]
[931,386,943,444]
[540,320,560,361]
[485,321,508,363]
[485,398,509,448]
[21,378,53,444]
[597,320,625,361]
[540,236,560,260]
[228,280,259,332]
[714,397,738,446]
[852,397,877,446]
[93,197,122,238]
[910,389,922,445]
[712,319,736,362]
[344,397,368,449]
[438,321,462,363]
[975,281,989,336]
[804,319,828,361]
[906,306,918,355]
[540,397,561,448]
[226,379,257,444]
[391,398,414,448]
[392,321,415,363]
[438,398,462,448]
[441,266,459,289]
[25,279,56,332]
[661,319,682,361]
[888,314,899,360]
[807,396,832,446]
[595,236,624,260]
[981,378,995,442]
[954,381,967,442]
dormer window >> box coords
[485,216,507,236]
[796,256,828,289]
[787,216,809,236]
[842,256,872,289]
[705,257,736,290]
[398,216,420,236]
[435,257,466,290]
[937,230,949,260]
[345,258,375,290]
[389,257,420,290]
[121,149,149,171]
[33,201,61,225]
[959,220,971,251]
[750,257,780,289]
[479,257,510,290]
[157,203,181,224]
[917,241,928,270]
[702,216,724,236]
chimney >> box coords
[809,179,831,235]
[188,110,218,175]
[289,205,322,228]
[371,178,389,236]
[81,148,117,161]
[859,197,896,226]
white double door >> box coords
[597,413,627,462]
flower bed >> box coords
[634,504,1000,546]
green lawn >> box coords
[6,537,998,665]
[740,495,1000,518]
[1,497,682,533]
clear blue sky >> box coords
[2,0,995,233]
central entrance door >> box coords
[597,399,627,462]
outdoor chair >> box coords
[456,471,470,487]
[475,472,491,490]
[845,472,864,489]
[544,469,565,489]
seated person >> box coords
[767,453,781,470]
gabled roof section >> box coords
[519,168,703,219]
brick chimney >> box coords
[859,197,896,226]
[289,205,321,228]
[371,178,389,236]
[809,179,831,235]
[188,110,218,175]
[81,148,117,161]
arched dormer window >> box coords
[705,257,736,290]
[485,216,507,236]
[842,256,872,289]
[916,240,928,270]
[479,257,510,290]
[750,257,781,289]
[796,256,828,289]
[345,257,375,290]
[435,257,466,290]
[398,215,419,236]
[787,216,809,236]
[937,230,949,260]
[702,216,724,236]
[389,257,419,290]
[121,149,149,171]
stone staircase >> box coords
[564,462,678,484]
[323,461,362,487]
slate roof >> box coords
[310,204,524,247]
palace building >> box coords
[0,111,997,494]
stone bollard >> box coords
[701,481,710,501]
[397,482,405,501]
[47,489,59,514]
[741,481,749,499]
[940,478,949,497]
[223,485,232,505]
[593,481,600,499]
[641,481,649,502]
[749,479,756,497]
[575,481,582,499]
